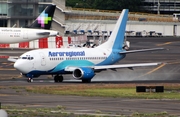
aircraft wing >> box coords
[7,57,19,62]
[120,48,164,54]
[93,62,162,70]
[64,62,162,72]
[65,66,79,71]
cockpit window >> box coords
[27,57,34,60]
[22,57,27,59]
[20,55,34,60]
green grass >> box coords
[3,106,92,117]
[22,84,180,99]
[2,84,180,117]
[2,105,177,117]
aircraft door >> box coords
[39,52,46,66]
[23,30,28,39]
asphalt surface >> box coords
[0,37,180,116]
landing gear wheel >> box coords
[27,78,33,82]
[54,75,64,83]
[58,75,63,82]
[82,79,91,83]
[54,76,58,83]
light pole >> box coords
[157,0,160,15]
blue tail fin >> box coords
[97,9,129,49]
[28,5,56,29]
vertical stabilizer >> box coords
[97,9,128,49]
[29,5,56,29]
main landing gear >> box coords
[82,79,91,83]
[54,75,63,83]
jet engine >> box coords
[73,67,95,80]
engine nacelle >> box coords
[73,67,95,80]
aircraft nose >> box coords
[14,61,20,70]
[14,61,25,73]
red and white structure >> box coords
[0,35,87,49]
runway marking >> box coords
[156,41,180,46]
[138,60,180,78]
[167,61,180,65]
[138,63,166,78]
[0,94,11,96]
[156,42,172,46]
[0,68,16,70]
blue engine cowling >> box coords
[73,67,95,80]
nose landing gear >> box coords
[26,74,34,83]
[27,78,33,82]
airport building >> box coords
[1,0,180,49]
[0,0,66,35]
[143,0,180,14]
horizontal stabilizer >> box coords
[94,62,162,70]
[36,32,50,35]
[120,48,164,54]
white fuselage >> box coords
[14,48,124,74]
[0,28,58,43]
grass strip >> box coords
[22,84,180,99]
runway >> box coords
[1,37,180,83]
[0,37,180,116]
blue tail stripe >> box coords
[113,9,128,49]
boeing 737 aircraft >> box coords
[0,5,58,44]
[13,9,163,83]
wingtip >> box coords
[8,58,18,62]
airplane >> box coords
[0,5,59,44]
[12,9,164,83]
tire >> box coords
[58,76,63,82]
[27,78,33,82]
[82,79,91,83]
[54,76,59,83]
